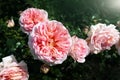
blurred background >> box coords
[1,0,120,80]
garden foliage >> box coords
[1,0,120,80]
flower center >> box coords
[49,39,55,47]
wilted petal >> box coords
[2,55,17,68]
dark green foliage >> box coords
[1,0,120,80]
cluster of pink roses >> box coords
[19,8,120,66]
[0,55,29,80]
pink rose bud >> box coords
[40,64,50,74]
[6,18,15,28]
[19,8,48,34]
[28,20,72,66]
[69,36,90,63]
[87,23,119,54]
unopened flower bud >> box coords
[40,64,50,74]
[6,18,15,28]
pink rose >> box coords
[0,55,29,80]
[0,66,28,80]
[87,23,119,54]
[69,36,90,63]
[19,8,48,34]
[28,20,72,66]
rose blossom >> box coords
[19,8,48,34]
[69,36,90,63]
[28,20,72,66]
[0,66,28,80]
[87,23,119,54]
[0,55,29,80]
